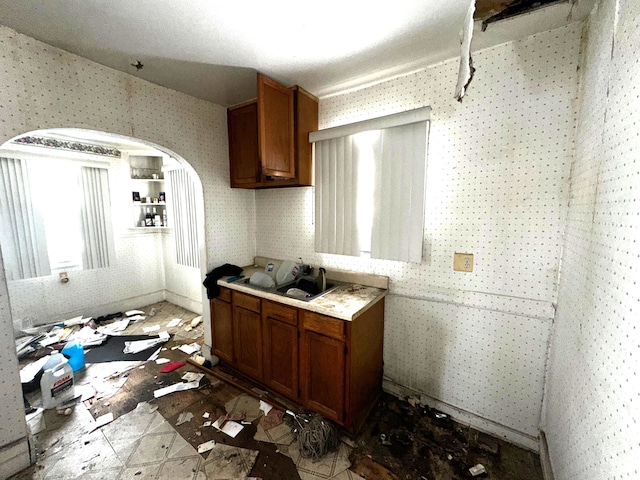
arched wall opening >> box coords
[1,126,210,328]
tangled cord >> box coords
[287,411,339,461]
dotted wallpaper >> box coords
[256,24,582,439]
[544,0,640,478]
[0,24,256,455]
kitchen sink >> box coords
[275,279,344,302]
[234,276,345,302]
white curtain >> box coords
[314,136,362,256]
[371,122,428,263]
[79,166,115,269]
[311,107,430,264]
[167,168,199,268]
[0,157,51,280]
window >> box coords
[0,156,115,280]
[310,107,430,263]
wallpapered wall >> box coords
[544,0,640,478]
[255,23,582,448]
[0,24,256,476]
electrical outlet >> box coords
[59,271,69,283]
[453,253,473,272]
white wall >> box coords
[255,24,582,448]
[0,24,256,477]
[543,0,640,477]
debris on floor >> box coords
[153,379,200,398]
[470,463,487,476]
[13,302,544,480]
[176,411,194,426]
[202,443,259,479]
[159,360,186,372]
[198,439,217,453]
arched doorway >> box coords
[0,128,210,472]
[1,128,208,324]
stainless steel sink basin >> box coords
[276,279,344,302]
[233,276,345,302]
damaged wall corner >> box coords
[455,0,477,102]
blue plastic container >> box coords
[61,340,85,372]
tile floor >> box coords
[12,301,543,480]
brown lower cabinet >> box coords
[210,286,385,433]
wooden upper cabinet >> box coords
[228,101,259,187]
[258,73,295,179]
[228,73,318,189]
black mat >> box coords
[84,334,168,363]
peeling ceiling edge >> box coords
[317,0,596,100]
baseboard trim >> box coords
[0,437,31,479]
[382,378,539,452]
[539,430,555,480]
[164,291,202,315]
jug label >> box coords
[51,375,73,397]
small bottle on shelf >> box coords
[162,210,168,227]
[145,208,153,227]
[153,208,161,227]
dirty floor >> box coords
[12,301,543,480]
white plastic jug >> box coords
[41,357,74,409]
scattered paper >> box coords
[203,421,212,427]
[19,356,49,383]
[68,326,107,347]
[176,412,194,426]
[259,400,273,415]
[97,319,130,335]
[213,415,244,438]
[156,358,170,365]
[143,324,161,333]
[78,384,97,402]
[203,412,210,419]
[92,376,128,400]
[147,347,161,362]
[126,310,145,316]
[166,318,182,328]
[153,380,200,398]
[124,332,169,354]
[197,439,216,453]
[190,316,203,327]
[127,314,146,322]
[182,372,205,383]
[91,412,114,431]
[178,343,201,355]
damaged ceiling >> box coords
[0,0,594,106]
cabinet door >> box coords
[262,301,298,400]
[292,86,318,187]
[228,101,259,187]
[211,298,234,364]
[233,305,263,381]
[257,73,295,179]
[300,321,346,424]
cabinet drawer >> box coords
[218,287,231,303]
[263,300,297,326]
[233,291,261,313]
[301,311,344,340]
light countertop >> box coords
[217,265,387,321]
